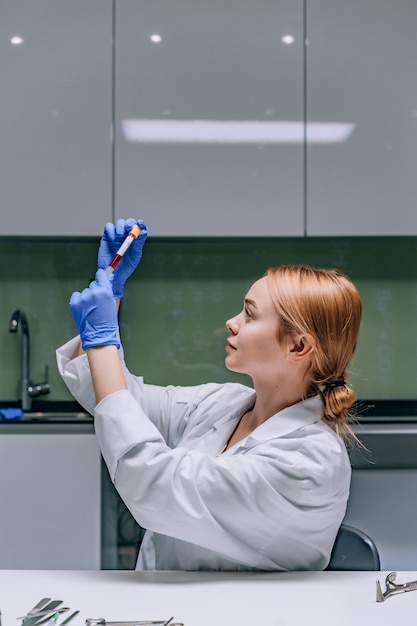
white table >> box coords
[0,570,416,626]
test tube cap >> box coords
[129,224,142,238]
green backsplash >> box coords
[1,236,417,402]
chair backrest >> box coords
[326,523,381,571]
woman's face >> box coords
[225,277,287,382]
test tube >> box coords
[105,224,142,274]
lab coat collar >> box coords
[212,389,323,446]
[244,394,324,445]
[219,395,323,454]
[212,386,256,431]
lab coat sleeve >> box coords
[56,336,207,446]
[55,337,97,416]
[94,389,349,570]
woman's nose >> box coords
[226,315,239,334]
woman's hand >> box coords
[97,218,148,299]
[69,269,120,351]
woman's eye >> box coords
[244,307,252,318]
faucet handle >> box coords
[28,365,51,398]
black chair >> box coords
[326,523,381,571]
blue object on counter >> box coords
[0,408,24,420]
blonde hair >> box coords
[266,265,362,443]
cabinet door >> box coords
[345,469,417,571]
[0,431,101,569]
[307,0,417,235]
[115,0,304,237]
[0,0,112,236]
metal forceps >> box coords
[85,618,178,626]
[376,571,417,602]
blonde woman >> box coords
[57,219,362,571]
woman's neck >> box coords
[249,379,309,427]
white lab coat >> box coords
[56,337,351,571]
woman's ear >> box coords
[288,334,315,360]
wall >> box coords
[1,235,417,403]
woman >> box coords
[57,219,362,571]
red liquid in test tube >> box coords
[105,224,142,274]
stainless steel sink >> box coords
[0,400,93,424]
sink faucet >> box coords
[9,309,50,411]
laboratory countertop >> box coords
[1,399,417,467]
[0,569,416,626]
[1,399,417,424]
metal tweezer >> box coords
[85,618,175,626]
[18,607,68,621]
[376,571,417,602]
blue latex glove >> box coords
[97,218,148,299]
[69,269,120,351]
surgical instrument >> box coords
[24,600,52,617]
[60,612,80,626]
[105,224,142,274]
[85,617,177,626]
[32,609,71,626]
[18,604,66,621]
[18,599,52,626]
[19,609,68,621]
[376,571,417,602]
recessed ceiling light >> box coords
[122,119,356,144]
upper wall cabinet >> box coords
[115,0,304,237]
[306,0,417,236]
[0,0,112,237]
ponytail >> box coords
[320,382,358,445]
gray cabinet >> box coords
[114,0,304,236]
[3,1,416,238]
[0,426,101,569]
[345,469,417,571]
[0,0,112,236]
[348,422,417,570]
[306,0,417,235]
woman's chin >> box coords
[224,358,242,375]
